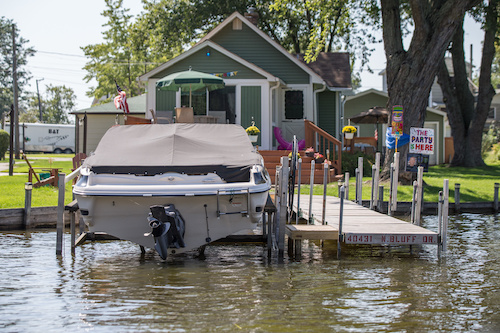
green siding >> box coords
[211,24,310,84]
[152,47,265,80]
[241,86,261,145]
[317,91,337,136]
[156,89,176,111]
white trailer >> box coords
[4,123,75,153]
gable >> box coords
[149,46,266,80]
[209,23,310,85]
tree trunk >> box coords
[437,0,498,167]
[379,0,480,183]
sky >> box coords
[2,0,486,112]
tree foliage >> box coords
[38,85,75,124]
[0,17,35,118]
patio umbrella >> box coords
[349,106,389,124]
[349,106,389,152]
[156,69,225,107]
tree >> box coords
[437,0,499,167]
[82,0,146,102]
[379,0,480,182]
[0,17,35,119]
[40,85,76,124]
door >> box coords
[281,90,305,141]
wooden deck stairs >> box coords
[259,150,342,184]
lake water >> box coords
[1,213,499,332]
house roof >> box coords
[72,94,146,115]
[297,52,352,89]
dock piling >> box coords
[442,179,449,252]
[455,183,461,213]
[338,185,345,259]
[296,158,302,224]
[357,157,363,205]
[24,182,32,229]
[370,165,376,210]
[56,173,65,256]
[308,160,315,223]
[378,185,384,212]
[494,183,499,213]
[345,172,350,201]
[278,157,288,259]
[322,162,328,225]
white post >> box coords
[296,158,302,224]
[373,152,380,209]
[308,160,315,224]
[370,165,376,210]
[388,163,393,216]
[322,162,328,225]
[345,172,350,201]
[415,166,424,226]
[391,152,399,212]
[357,157,363,205]
[278,157,289,258]
[442,179,449,252]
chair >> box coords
[273,126,306,150]
[125,115,152,125]
[175,107,194,123]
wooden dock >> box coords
[287,194,440,256]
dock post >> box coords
[442,179,449,253]
[378,185,384,212]
[388,163,393,216]
[493,183,499,213]
[24,182,32,229]
[355,168,359,204]
[56,173,65,256]
[278,157,289,259]
[411,181,417,224]
[338,180,342,197]
[391,152,400,212]
[454,183,461,213]
[370,165,376,210]
[414,167,423,226]
[437,190,443,255]
[345,172,350,200]
[338,185,345,259]
[357,157,363,205]
[308,160,315,224]
[322,162,328,225]
[373,152,381,209]
[296,158,302,224]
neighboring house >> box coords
[345,89,446,165]
[138,11,352,149]
[71,94,146,154]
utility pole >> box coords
[36,78,44,122]
[12,24,20,159]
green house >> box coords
[139,11,352,150]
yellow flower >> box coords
[246,125,260,135]
[342,125,357,134]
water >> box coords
[1,214,499,332]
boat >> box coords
[73,123,272,259]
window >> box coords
[285,90,304,119]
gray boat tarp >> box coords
[82,124,262,182]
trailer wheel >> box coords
[54,148,63,154]
[64,148,73,154]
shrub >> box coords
[0,130,9,160]
[341,151,374,177]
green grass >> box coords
[299,163,500,203]
[0,153,75,209]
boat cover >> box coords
[82,124,263,182]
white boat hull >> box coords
[75,188,269,256]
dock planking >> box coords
[289,195,439,245]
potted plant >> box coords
[245,122,260,143]
[305,147,315,157]
[314,152,325,163]
[342,125,357,139]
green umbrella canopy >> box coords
[156,69,225,92]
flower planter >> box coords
[344,132,354,140]
[248,135,258,143]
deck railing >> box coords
[304,120,342,175]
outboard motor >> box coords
[148,204,186,259]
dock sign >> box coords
[391,105,404,138]
[410,127,434,155]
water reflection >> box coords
[0,214,499,332]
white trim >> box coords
[198,12,325,84]
[139,40,278,82]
